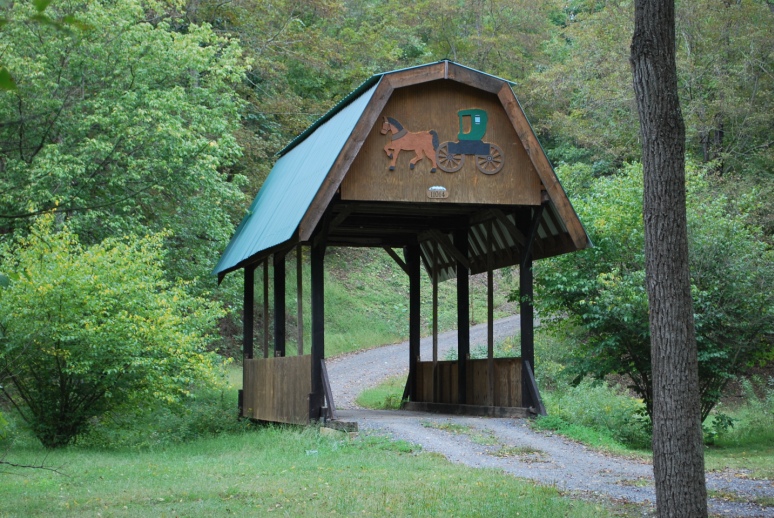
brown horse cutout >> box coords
[380,116,439,172]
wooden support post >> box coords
[432,240,439,403]
[310,240,325,420]
[487,220,494,407]
[520,204,544,408]
[274,252,286,357]
[432,241,439,363]
[520,254,534,408]
[454,227,470,404]
[263,259,269,359]
[243,265,255,360]
[406,243,421,402]
[297,246,304,356]
[241,264,256,415]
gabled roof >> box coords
[214,81,381,277]
[215,61,591,281]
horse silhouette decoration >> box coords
[380,116,439,173]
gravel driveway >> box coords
[327,317,774,517]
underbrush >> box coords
[0,367,249,452]
[355,375,406,410]
[703,377,774,479]
[535,379,652,452]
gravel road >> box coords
[327,317,774,517]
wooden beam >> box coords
[383,247,409,275]
[487,219,494,407]
[310,239,325,420]
[498,83,589,250]
[274,252,286,357]
[427,229,470,269]
[263,259,269,359]
[383,62,445,88]
[454,227,470,405]
[406,243,421,402]
[243,264,255,360]
[329,204,356,230]
[491,209,527,247]
[297,245,304,356]
[299,77,395,241]
[446,62,507,94]
[432,240,439,364]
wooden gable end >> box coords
[340,81,543,206]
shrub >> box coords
[531,162,774,421]
[0,217,225,448]
[541,378,652,449]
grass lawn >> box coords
[1,427,617,517]
[704,440,774,480]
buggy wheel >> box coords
[437,142,464,173]
[476,144,504,174]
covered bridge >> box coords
[215,61,591,424]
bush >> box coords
[532,162,774,421]
[0,217,225,448]
[540,378,652,450]
[80,382,253,450]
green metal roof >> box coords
[213,80,381,277]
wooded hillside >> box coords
[1,2,771,446]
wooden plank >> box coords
[321,359,336,420]
[446,62,506,94]
[402,402,529,418]
[299,77,395,241]
[242,356,312,424]
[524,360,546,416]
[497,83,588,250]
[341,80,543,206]
[383,62,445,88]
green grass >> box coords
[355,375,406,410]
[0,428,618,517]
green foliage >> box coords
[702,411,735,446]
[80,384,251,450]
[703,377,774,479]
[533,162,774,421]
[525,0,774,178]
[355,375,406,410]
[0,217,226,448]
[539,378,652,450]
[0,0,247,286]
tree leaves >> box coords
[0,216,226,448]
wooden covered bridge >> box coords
[214,61,591,424]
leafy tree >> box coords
[535,163,774,421]
[0,0,247,285]
[0,216,226,448]
[525,0,774,179]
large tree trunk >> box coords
[630,1,708,516]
